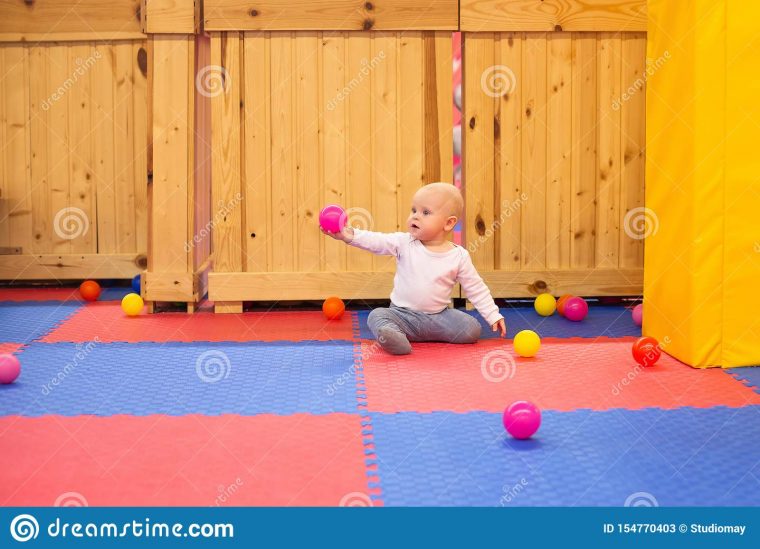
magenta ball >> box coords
[632,304,643,326]
[563,297,588,322]
[319,204,346,233]
[503,400,541,439]
[0,354,21,384]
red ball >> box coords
[79,280,101,302]
[322,296,345,320]
[556,294,572,317]
[632,336,661,367]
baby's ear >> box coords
[445,215,458,231]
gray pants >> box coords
[367,304,482,355]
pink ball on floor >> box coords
[503,400,541,439]
[0,354,21,384]
[319,204,347,233]
[563,297,588,322]
[632,304,643,326]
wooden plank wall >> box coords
[463,29,646,297]
[0,40,148,280]
[208,30,452,308]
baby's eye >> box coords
[423,210,431,215]
[411,207,416,213]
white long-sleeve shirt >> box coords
[349,229,504,326]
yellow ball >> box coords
[121,293,144,316]
[513,329,541,358]
[534,293,557,316]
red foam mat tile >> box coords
[0,288,80,302]
[0,413,371,506]
[41,302,355,343]
[360,339,760,413]
[0,343,24,355]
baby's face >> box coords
[406,188,457,241]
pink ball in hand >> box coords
[563,297,588,322]
[503,400,541,439]
[0,354,21,384]
[632,304,643,326]
[319,204,347,233]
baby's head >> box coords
[407,182,463,242]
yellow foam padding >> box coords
[645,1,760,368]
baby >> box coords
[322,182,506,355]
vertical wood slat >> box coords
[546,33,572,270]
[463,33,496,271]
[596,33,622,269]
[29,46,50,254]
[269,32,295,273]
[570,33,597,269]
[346,33,373,273]
[47,44,72,255]
[244,32,272,273]
[371,32,398,272]
[211,33,244,275]
[321,32,347,272]
[295,33,321,273]
[67,44,95,254]
[133,41,148,256]
[520,33,547,271]
[496,32,522,271]
[619,33,646,269]
[113,43,136,252]
[3,45,33,255]
[152,36,191,272]
[92,43,116,254]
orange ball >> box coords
[322,296,345,320]
[556,294,573,317]
[79,280,101,302]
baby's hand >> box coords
[320,225,354,243]
[491,318,506,338]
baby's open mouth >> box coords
[410,223,419,229]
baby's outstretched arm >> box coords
[322,226,407,257]
[457,250,506,337]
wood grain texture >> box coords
[204,0,458,31]
[0,0,145,42]
[461,0,647,32]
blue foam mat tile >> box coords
[368,406,760,506]
[0,301,82,344]
[98,287,135,301]
[0,341,358,416]
[727,366,760,395]
[357,305,641,340]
